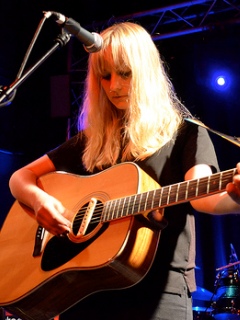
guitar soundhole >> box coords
[41,199,108,271]
[72,200,102,236]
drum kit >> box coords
[193,245,240,320]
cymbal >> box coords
[192,286,214,301]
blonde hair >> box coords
[78,22,191,172]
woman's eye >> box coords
[119,71,131,79]
[101,74,111,80]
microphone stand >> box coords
[0,32,70,106]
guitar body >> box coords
[0,162,162,320]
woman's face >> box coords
[100,48,132,110]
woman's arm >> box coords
[9,154,71,236]
[186,163,240,214]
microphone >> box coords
[45,11,103,53]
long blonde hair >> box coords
[78,22,191,172]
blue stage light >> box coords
[211,70,231,92]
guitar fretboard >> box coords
[102,168,237,222]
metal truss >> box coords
[113,0,240,40]
[67,0,240,115]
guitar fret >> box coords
[125,197,131,216]
[103,201,110,222]
[210,175,222,192]
[112,199,117,219]
[102,167,237,222]
[198,177,208,196]
[185,180,189,199]
[112,199,118,220]
[109,201,115,220]
[141,193,146,211]
[178,183,186,202]
[166,185,171,204]
[121,197,127,217]
[195,178,199,196]
[169,184,179,204]
[144,191,150,211]
[138,193,143,212]
[131,194,136,213]
[130,195,135,214]
[158,188,163,207]
[142,192,148,211]
[111,199,116,220]
[219,172,222,190]
[150,189,156,210]
[207,176,210,194]
[107,201,113,221]
[118,198,125,218]
[188,180,197,198]
[162,186,170,206]
[176,183,180,202]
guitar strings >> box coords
[71,169,236,226]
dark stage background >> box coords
[1,0,240,318]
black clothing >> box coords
[47,121,219,319]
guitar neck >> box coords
[102,168,237,222]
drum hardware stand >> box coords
[211,245,240,318]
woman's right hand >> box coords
[33,192,72,237]
[9,154,72,237]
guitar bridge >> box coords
[78,197,97,236]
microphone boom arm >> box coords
[0,30,70,106]
[185,117,240,148]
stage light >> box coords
[216,76,225,86]
[210,69,231,92]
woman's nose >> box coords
[110,74,121,92]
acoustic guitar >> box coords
[0,162,236,320]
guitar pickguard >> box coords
[41,222,108,271]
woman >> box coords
[9,22,240,320]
